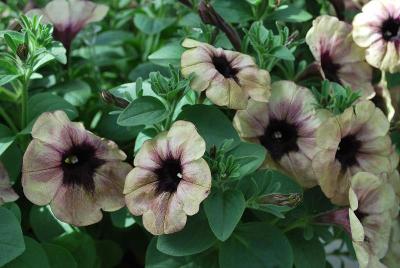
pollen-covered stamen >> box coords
[61,142,105,192]
[335,135,362,170]
[155,158,183,194]
[260,119,299,161]
[381,17,400,42]
[212,55,237,79]
[320,51,341,83]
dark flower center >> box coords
[155,158,183,194]
[212,55,237,79]
[320,51,341,84]
[61,142,105,192]
[335,135,361,170]
[381,17,400,42]
[260,119,299,161]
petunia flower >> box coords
[181,39,271,110]
[316,172,395,268]
[124,121,212,235]
[312,101,393,205]
[383,218,400,267]
[22,111,131,226]
[353,0,400,73]
[306,15,374,98]
[233,81,321,188]
[0,162,18,205]
[27,0,109,51]
[372,83,395,121]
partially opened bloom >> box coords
[312,101,393,205]
[27,0,108,51]
[124,121,211,235]
[306,15,374,98]
[233,81,321,187]
[353,0,400,72]
[181,39,271,110]
[22,111,131,226]
[0,162,18,205]
[349,172,395,268]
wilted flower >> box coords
[306,15,374,98]
[181,39,271,110]
[233,81,321,187]
[124,121,211,235]
[353,0,400,73]
[316,172,394,268]
[0,162,18,205]
[27,0,109,51]
[22,111,131,226]
[312,101,393,205]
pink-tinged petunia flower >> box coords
[181,39,271,110]
[124,121,212,235]
[316,172,395,268]
[22,111,131,226]
[353,0,400,73]
[233,81,321,188]
[312,101,393,205]
[27,0,109,51]
[0,162,18,205]
[306,15,374,98]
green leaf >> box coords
[0,75,20,86]
[110,207,136,228]
[96,113,142,143]
[219,222,293,268]
[95,30,134,46]
[157,212,216,257]
[0,142,22,182]
[271,46,295,61]
[148,43,185,67]
[204,189,246,241]
[228,142,266,178]
[4,236,50,268]
[134,13,175,35]
[51,80,92,107]
[29,206,65,242]
[128,62,169,81]
[95,240,123,268]
[54,232,96,268]
[42,243,78,268]
[0,207,25,266]
[386,72,400,89]
[177,104,241,150]
[117,96,167,127]
[288,231,326,268]
[268,5,313,23]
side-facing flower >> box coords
[313,101,393,205]
[233,81,321,187]
[124,121,211,235]
[383,218,400,267]
[181,39,271,110]
[0,162,18,205]
[306,15,374,98]
[316,172,395,268]
[27,0,108,51]
[22,111,131,226]
[349,172,395,268]
[353,0,400,72]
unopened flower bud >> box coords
[258,193,302,208]
[17,43,29,61]
[100,91,129,109]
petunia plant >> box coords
[0,0,400,267]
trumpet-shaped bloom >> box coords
[27,0,108,50]
[124,121,212,235]
[312,101,393,205]
[353,0,400,73]
[22,111,131,226]
[181,39,271,110]
[0,162,18,205]
[233,81,321,187]
[306,15,374,98]
[383,219,400,267]
[349,172,395,268]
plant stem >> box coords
[20,77,29,129]
[0,106,18,133]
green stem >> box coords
[0,106,18,133]
[20,77,29,129]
